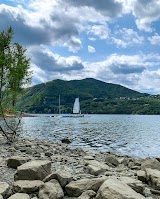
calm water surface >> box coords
[18,114,160,158]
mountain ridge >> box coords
[18,78,154,114]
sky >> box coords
[0,0,160,94]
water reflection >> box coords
[17,114,160,158]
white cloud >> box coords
[88,45,96,53]
[118,0,160,32]
[87,25,110,40]
[132,0,160,32]
[88,37,96,41]
[111,28,144,48]
[148,33,160,45]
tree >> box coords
[0,27,31,142]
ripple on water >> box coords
[14,114,160,158]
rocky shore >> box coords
[0,134,160,199]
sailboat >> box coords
[63,97,84,118]
[72,97,84,117]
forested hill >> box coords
[18,78,158,114]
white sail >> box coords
[73,98,80,114]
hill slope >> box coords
[18,78,150,114]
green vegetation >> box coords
[0,27,31,142]
[17,78,160,115]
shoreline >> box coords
[0,135,160,198]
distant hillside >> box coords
[18,78,152,114]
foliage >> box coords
[17,78,160,115]
[0,27,31,142]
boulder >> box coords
[65,177,106,197]
[96,178,145,199]
[86,160,109,176]
[39,179,64,199]
[13,180,44,193]
[61,138,72,144]
[77,190,96,199]
[14,160,51,181]
[0,182,10,197]
[145,168,160,189]
[105,155,119,167]
[8,193,30,199]
[118,176,145,194]
[7,156,30,169]
[44,169,73,187]
[137,170,146,182]
[141,158,160,171]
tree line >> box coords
[0,27,31,142]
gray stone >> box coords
[7,156,30,169]
[137,170,146,182]
[105,155,119,166]
[44,169,73,187]
[39,179,64,199]
[145,168,160,189]
[0,182,10,197]
[118,176,145,194]
[77,190,96,199]
[96,177,145,199]
[65,177,106,197]
[13,180,44,193]
[141,158,160,171]
[8,193,30,199]
[0,194,2,199]
[86,160,109,176]
[14,160,51,181]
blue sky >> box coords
[0,0,160,94]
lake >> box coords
[17,114,160,158]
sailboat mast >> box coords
[59,95,61,114]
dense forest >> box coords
[18,78,160,115]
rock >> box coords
[83,156,95,160]
[14,160,51,181]
[7,156,30,169]
[65,177,106,197]
[145,168,160,189]
[13,180,44,193]
[39,179,64,199]
[77,190,96,199]
[8,193,30,199]
[86,160,109,176]
[141,158,160,171]
[61,138,72,144]
[137,170,146,182]
[0,195,2,199]
[143,187,152,197]
[96,177,145,199]
[118,157,129,166]
[44,169,73,187]
[0,182,10,197]
[118,176,145,194]
[105,155,119,166]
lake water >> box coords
[17,114,160,158]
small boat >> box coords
[63,97,84,118]
[72,97,84,117]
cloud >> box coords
[65,0,123,18]
[111,28,144,48]
[132,0,160,32]
[87,25,110,40]
[148,33,160,45]
[28,46,84,73]
[88,45,96,53]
